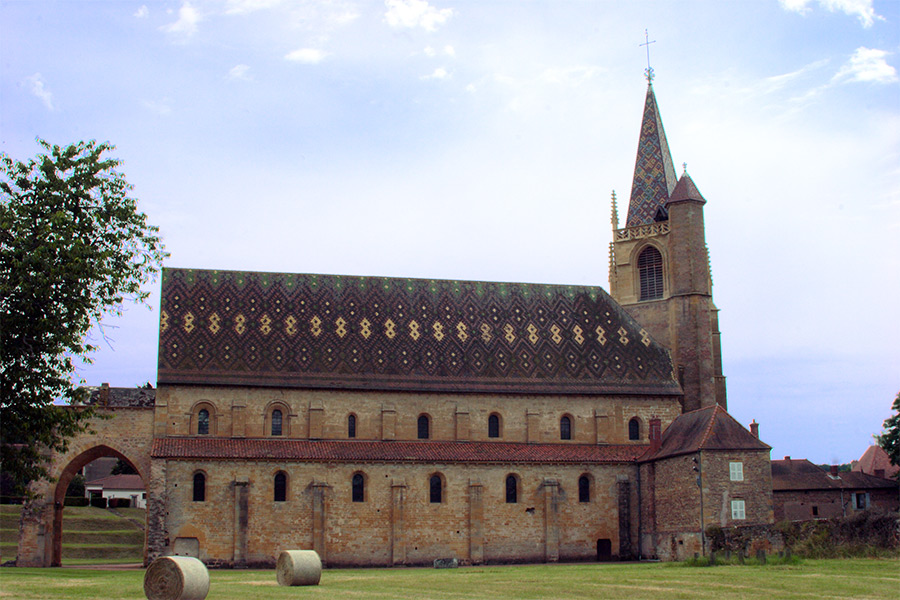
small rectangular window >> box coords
[731,499,745,520]
[853,493,869,510]
[729,461,743,481]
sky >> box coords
[2,0,898,466]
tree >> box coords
[876,391,900,471]
[0,139,167,496]
[110,458,137,476]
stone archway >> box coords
[16,406,155,567]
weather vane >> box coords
[640,29,656,83]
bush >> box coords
[108,498,131,509]
[90,496,108,509]
[779,509,900,558]
[63,496,89,507]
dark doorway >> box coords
[597,538,612,561]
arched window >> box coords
[505,474,518,504]
[488,414,501,438]
[192,473,206,502]
[638,246,664,301]
[429,474,443,503]
[628,418,641,441]
[198,409,210,435]
[352,472,365,502]
[418,414,430,440]
[578,475,591,503]
[348,414,357,439]
[274,471,287,502]
[271,409,283,436]
[560,415,572,440]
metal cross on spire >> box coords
[640,29,656,83]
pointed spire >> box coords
[667,172,706,205]
[625,84,678,227]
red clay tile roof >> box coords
[158,268,681,396]
[152,438,647,464]
[852,445,899,479]
[84,474,145,490]
[771,458,898,491]
[640,405,769,462]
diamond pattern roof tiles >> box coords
[158,268,681,396]
[626,84,678,227]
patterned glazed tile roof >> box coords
[771,458,898,491]
[641,405,769,462]
[151,438,648,464]
[626,84,678,227]
[158,268,681,396]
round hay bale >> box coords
[143,556,210,600]
[276,550,322,586]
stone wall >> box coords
[153,458,637,567]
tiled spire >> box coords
[625,84,678,227]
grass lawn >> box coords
[0,558,897,600]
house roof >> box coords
[151,438,648,465]
[667,173,705,205]
[771,458,898,492]
[84,474,145,491]
[852,445,899,478]
[641,404,769,462]
[83,386,155,408]
[157,268,682,396]
[625,84,678,227]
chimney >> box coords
[100,383,110,406]
[784,456,791,462]
[649,417,662,454]
[830,465,839,476]
[749,420,759,438]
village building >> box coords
[16,80,775,567]
[84,474,147,509]
[852,445,900,480]
[771,457,899,522]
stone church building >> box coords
[16,82,774,568]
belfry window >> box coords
[271,409,283,436]
[348,414,357,438]
[638,246,664,301]
[198,409,210,435]
[418,415,430,440]
[274,472,287,502]
[192,473,206,502]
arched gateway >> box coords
[16,387,155,567]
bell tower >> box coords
[609,82,726,413]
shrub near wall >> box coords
[777,510,900,558]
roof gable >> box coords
[158,268,681,396]
[643,405,769,461]
[772,458,898,491]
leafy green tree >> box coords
[876,391,900,471]
[110,458,137,476]
[1,139,167,496]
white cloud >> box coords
[539,66,599,86]
[444,45,455,57]
[161,2,202,36]
[26,73,54,110]
[224,0,283,15]
[421,67,449,80]
[142,98,172,116]
[424,46,436,57]
[228,64,252,81]
[285,48,329,64]
[384,0,453,32]
[134,5,149,19]
[779,0,882,28]
[833,47,898,83]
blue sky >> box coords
[2,0,898,465]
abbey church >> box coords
[16,82,774,568]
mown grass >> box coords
[0,504,143,564]
[0,558,897,600]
